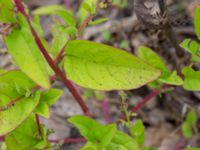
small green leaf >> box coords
[5,115,49,150]
[33,5,76,26]
[131,120,145,145]
[186,110,197,125]
[106,131,139,150]
[182,67,200,91]
[64,40,161,90]
[68,115,101,140]
[180,39,200,63]
[4,14,50,88]
[35,88,63,118]
[78,0,98,23]
[0,91,40,135]
[194,6,200,39]
[181,122,193,138]
[159,71,183,86]
[89,18,108,26]
[0,0,16,23]
[120,40,129,49]
[180,39,200,56]
[41,88,63,106]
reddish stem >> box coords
[35,115,42,136]
[13,0,91,116]
[131,84,170,113]
[116,84,171,124]
[49,138,86,143]
[0,136,4,141]
[101,100,111,123]
[54,45,66,65]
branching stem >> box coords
[13,0,91,116]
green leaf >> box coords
[181,122,193,138]
[89,124,117,149]
[180,39,200,56]
[0,0,16,23]
[194,6,200,39]
[78,0,98,23]
[159,71,183,86]
[5,115,49,150]
[137,46,169,73]
[0,91,40,136]
[41,88,63,106]
[4,14,50,88]
[64,40,161,90]
[137,46,183,86]
[89,18,108,26]
[69,115,117,149]
[68,115,101,140]
[106,131,139,150]
[182,67,200,91]
[33,5,76,26]
[186,110,197,125]
[0,70,35,99]
[35,88,63,118]
[180,39,200,62]
[131,120,145,145]
[82,142,98,150]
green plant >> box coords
[0,0,200,149]
[181,109,198,139]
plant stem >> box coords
[77,0,102,38]
[13,0,91,116]
[35,114,42,137]
[131,84,170,112]
[49,138,86,143]
[116,84,171,124]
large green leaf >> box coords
[33,5,76,26]
[4,14,50,88]
[0,91,40,135]
[5,115,49,150]
[0,70,35,99]
[0,0,16,23]
[64,40,161,90]
[194,6,200,40]
[182,67,200,91]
